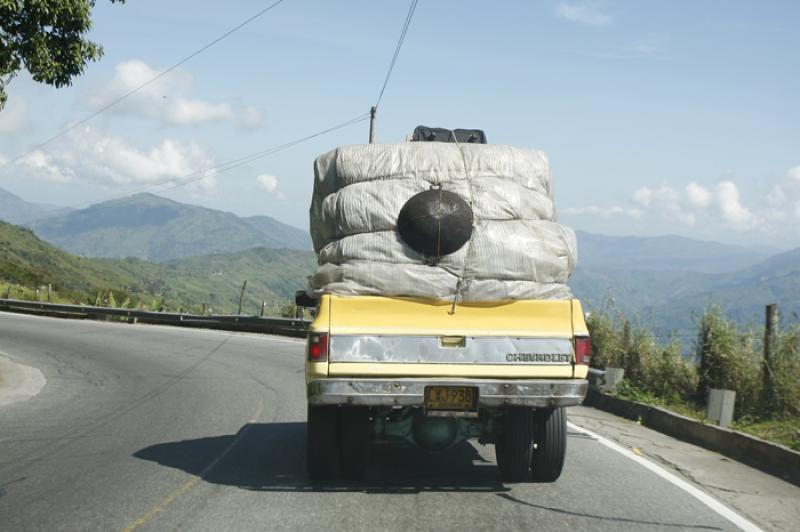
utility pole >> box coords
[47,283,51,302]
[238,280,247,315]
[369,106,377,143]
[762,303,778,411]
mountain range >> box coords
[1,187,797,335]
[574,231,776,273]
[27,193,312,261]
[0,187,72,225]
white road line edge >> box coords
[567,421,764,532]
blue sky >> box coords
[0,0,798,248]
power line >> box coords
[7,1,415,208]
[375,0,420,108]
[5,0,289,166]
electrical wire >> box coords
[5,0,289,166]
[375,0,419,108]
[6,0,417,208]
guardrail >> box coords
[0,298,310,338]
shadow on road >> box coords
[133,422,509,494]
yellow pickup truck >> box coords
[303,293,591,482]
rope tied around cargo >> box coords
[448,131,476,315]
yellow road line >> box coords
[122,399,264,532]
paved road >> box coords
[0,312,756,531]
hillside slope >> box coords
[31,193,312,261]
[0,187,69,225]
[0,221,317,314]
[570,247,800,335]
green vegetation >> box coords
[0,221,316,315]
[0,0,125,110]
[730,417,800,452]
[588,305,800,450]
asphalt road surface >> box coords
[0,312,758,531]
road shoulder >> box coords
[0,350,47,407]
[569,405,800,532]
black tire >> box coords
[495,406,534,482]
[306,406,340,481]
[339,407,371,481]
[530,407,567,482]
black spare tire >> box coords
[397,189,473,259]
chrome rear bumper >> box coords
[306,378,588,408]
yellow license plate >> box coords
[425,386,478,411]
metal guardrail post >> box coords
[587,367,607,391]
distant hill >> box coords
[644,247,800,331]
[30,193,312,261]
[570,246,800,337]
[0,187,70,225]
[0,220,317,314]
[575,231,774,273]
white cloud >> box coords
[8,126,217,190]
[556,2,612,26]
[632,187,652,207]
[633,184,696,225]
[256,174,285,199]
[716,181,754,228]
[563,169,800,245]
[0,95,29,134]
[18,150,74,184]
[257,174,278,193]
[685,182,711,208]
[167,98,234,126]
[87,60,264,129]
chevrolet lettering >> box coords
[505,353,572,363]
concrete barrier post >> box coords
[707,388,736,428]
[604,367,625,391]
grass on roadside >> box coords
[611,380,800,450]
[731,417,800,451]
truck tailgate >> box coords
[323,296,582,379]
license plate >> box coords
[425,386,478,411]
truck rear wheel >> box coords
[495,406,534,482]
[339,406,371,480]
[306,406,340,481]
[530,407,567,482]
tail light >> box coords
[308,333,329,362]
[574,335,591,365]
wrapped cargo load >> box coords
[307,142,577,301]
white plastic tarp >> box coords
[308,142,577,301]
